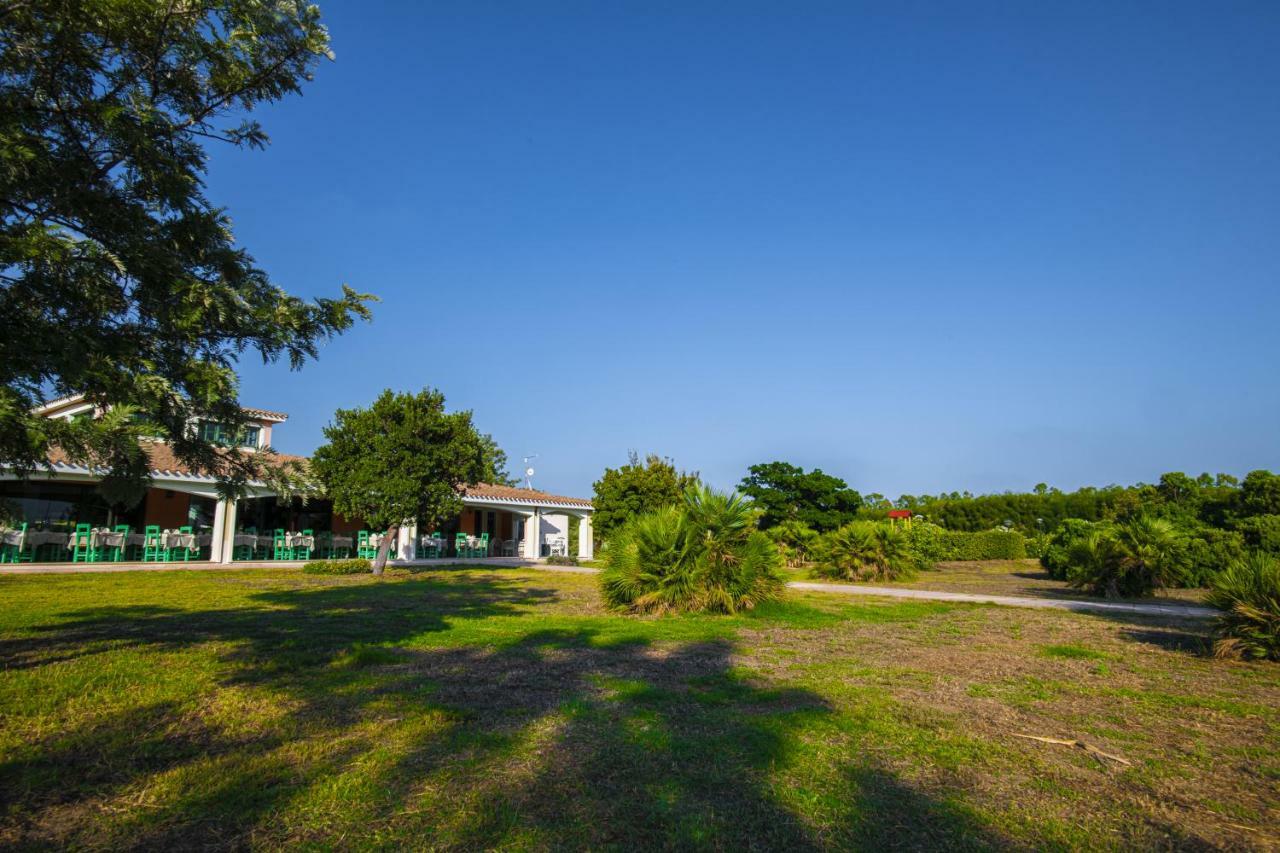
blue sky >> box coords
[208,1,1280,499]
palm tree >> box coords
[815,521,917,582]
[601,486,783,615]
[1068,516,1182,598]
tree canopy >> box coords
[737,461,863,532]
[0,0,372,503]
[591,452,698,540]
[310,389,509,573]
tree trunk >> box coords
[373,522,399,575]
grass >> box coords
[0,565,1277,849]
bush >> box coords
[1040,519,1099,580]
[942,529,1027,561]
[814,521,919,582]
[1232,514,1280,554]
[1066,516,1183,598]
[302,558,371,575]
[1206,552,1280,661]
[766,520,819,566]
[905,522,952,565]
[546,554,579,566]
[601,486,784,615]
[904,523,1027,565]
[1177,527,1246,588]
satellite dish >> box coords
[525,467,535,478]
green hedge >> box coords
[908,524,1027,564]
[302,558,371,575]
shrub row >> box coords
[908,524,1027,563]
[302,558,371,575]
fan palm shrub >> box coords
[767,520,819,566]
[813,521,919,582]
[1205,552,1280,661]
[1066,516,1184,598]
[600,486,784,615]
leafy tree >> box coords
[592,452,698,540]
[600,485,783,615]
[738,461,862,532]
[0,0,373,504]
[311,389,506,574]
[1240,470,1280,517]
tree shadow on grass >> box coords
[2,576,1014,849]
[1086,611,1216,657]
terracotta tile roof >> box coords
[242,407,288,422]
[463,483,593,508]
[46,442,307,481]
[34,393,287,423]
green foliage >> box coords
[1206,553,1280,661]
[738,461,862,531]
[904,523,1026,564]
[1239,470,1280,517]
[302,559,372,575]
[545,555,580,567]
[1041,519,1104,581]
[1177,527,1247,588]
[1065,516,1184,598]
[766,520,819,566]
[600,486,784,615]
[0,0,374,499]
[592,453,698,541]
[1232,514,1280,554]
[813,522,920,582]
[941,529,1026,561]
[311,389,505,572]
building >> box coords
[0,396,593,563]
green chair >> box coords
[71,523,100,563]
[171,525,197,561]
[357,530,374,559]
[233,527,256,561]
[108,524,130,562]
[272,528,289,560]
[419,530,443,559]
[454,532,468,558]
[477,532,490,557]
[293,528,314,560]
[142,525,164,562]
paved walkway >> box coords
[787,580,1217,619]
[534,564,1216,619]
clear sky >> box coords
[208,1,1280,500]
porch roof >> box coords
[462,483,593,511]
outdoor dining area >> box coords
[227,529,390,561]
[0,523,209,563]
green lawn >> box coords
[1,567,1276,849]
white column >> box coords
[215,499,237,564]
[398,520,417,561]
[577,515,594,560]
[523,507,541,560]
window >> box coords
[198,421,261,448]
